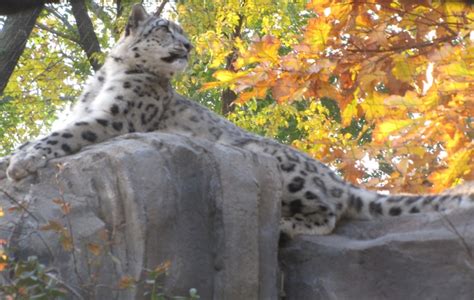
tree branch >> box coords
[0,188,40,222]
[155,0,170,16]
[35,22,80,44]
[221,10,245,115]
[0,0,58,15]
[45,6,76,32]
[346,34,457,54]
[0,4,43,95]
[70,0,102,71]
[88,0,113,28]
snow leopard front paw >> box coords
[6,150,48,181]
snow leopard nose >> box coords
[183,42,192,52]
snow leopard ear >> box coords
[125,4,149,36]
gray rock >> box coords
[0,133,281,299]
[280,209,474,300]
[2,131,473,300]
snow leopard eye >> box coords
[156,19,168,26]
[154,19,170,31]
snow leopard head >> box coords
[111,4,192,79]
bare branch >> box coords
[45,6,76,32]
[155,0,170,17]
[441,213,473,260]
[46,272,85,300]
[0,188,40,222]
[0,0,56,15]
[222,10,245,115]
[346,34,456,54]
[35,22,80,43]
[88,0,113,27]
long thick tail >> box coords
[344,186,474,220]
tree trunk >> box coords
[221,13,244,115]
[221,86,237,116]
[70,0,102,71]
[0,5,44,95]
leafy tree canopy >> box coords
[204,0,474,193]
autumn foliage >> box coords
[204,0,474,193]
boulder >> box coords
[280,208,474,300]
[0,133,281,299]
[2,131,473,300]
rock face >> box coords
[280,209,474,300]
[1,132,473,300]
[0,133,281,299]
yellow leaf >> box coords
[440,61,474,77]
[421,89,439,110]
[213,70,243,83]
[201,70,249,90]
[444,129,466,153]
[429,148,473,192]
[384,91,422,108]
[437,81,469,92]
[444,2,466,31]
[341,99,357,126]
[374,119,414,141]
[392,56,414,82]
[256,35,281,62]
[360,92,387,121]
[304,18,331,51]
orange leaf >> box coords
[236,86,268,103]
[118,275,136,289]
[0,252,8,272]
[271,75,308,103]
[60,233,73,252]
[235,35,281,69]
[306,0,332,13]
[40,220,64,232]
[53,198,71,215]
[87,243,102,256]
[304,18,331,51]
[154,260,171,274]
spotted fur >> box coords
[0,5,473,237]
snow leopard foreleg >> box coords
[4,115,129,180]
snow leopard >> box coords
[0,4,472,237]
